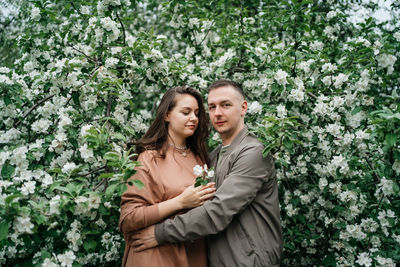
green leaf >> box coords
[393,182,400,194]
[98,173,114,179]
[112,133,126,141]
[351,106,363,115]
[3,95,11,106]
[83,240,97,252]
[283,137,293,149]
[128,179,144,189]
[5,193,22,204]
[0,220,8,241]
[104,152,120,161]
[1,163,15,179]
[105,183,118,198]
[385,133,397,147]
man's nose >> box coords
[214,106,222,115]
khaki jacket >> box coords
[155,127,283,266]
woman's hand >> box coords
[175,182,216,209]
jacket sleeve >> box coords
[119,155,162,234]
[155,144,276,244]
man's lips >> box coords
[215,121,226,126]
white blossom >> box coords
[274,69,289,86]
[377,53,397,75]
[57,251,76,267]
[31,7,41,21]
[62,162,77,174]
[356,252,372,267]
[193,165,204,176]
[248,101,263,114]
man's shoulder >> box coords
[239,132,264,150]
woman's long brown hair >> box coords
[128,86,210,165]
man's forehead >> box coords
[207,86,242,103]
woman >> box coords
[119,86,215,267]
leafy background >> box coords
[0,0,399,266]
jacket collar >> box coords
[222,125,248,155]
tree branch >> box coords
[14,94,55,127]
[116,12,126,46]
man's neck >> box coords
[221,125,245,146]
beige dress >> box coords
[119,147,207,267]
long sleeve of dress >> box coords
[119,153,163,234]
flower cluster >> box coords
[193,164,215,187]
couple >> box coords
[119,80,283,267]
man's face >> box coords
[207,85,247,141]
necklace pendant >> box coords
[182,151,187,157]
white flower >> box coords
[248,101,262,114]
[392,160,400,174]
[80,5,91,15]
[31,7,41,21]
[276,104,287,118]
[42,173,53,187]
[288,88,305,102]
[326,11,337,20]
[80,125,93,137]
[188,18,200,29]
[356,252,372,267]
[42,258,58,267]
[88,194,101,209]
[274,69,289,86]
[319,178,328,190]
[206,170,215,178]
[57,251,76,267]
[394,32,400,42]
[193,165,204,176]
[111,47,122,54]
[105,57,119,68]
[333,73,348,88]
[20,181,36,196]
[310,41,324,51]
[79,144,94,162]
[376,255,395,266]
[49,195,61,215]
[58,114,72,129]
[14,214,34,234]
[32,119,52,133]
[62,162,77,174]
[377,53,397,75]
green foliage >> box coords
[0,0,399,266]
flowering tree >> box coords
[0,0,399,266]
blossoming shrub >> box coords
[0,0,399,266]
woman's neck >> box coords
[167,136,186,148]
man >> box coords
[132,80,283,266]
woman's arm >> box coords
[119,168,215,234]
[157,183,215,219]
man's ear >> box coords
[241,100,248,116]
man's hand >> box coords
[130,225,158,252]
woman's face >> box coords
[165,94,199,142]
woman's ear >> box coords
[164,113,170,122]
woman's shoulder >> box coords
[137,149,158,162]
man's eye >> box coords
[209,106,215,110]
[223,103,231,107]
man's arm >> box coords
[155,144,276,244]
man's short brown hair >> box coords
[208,80,247,100]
